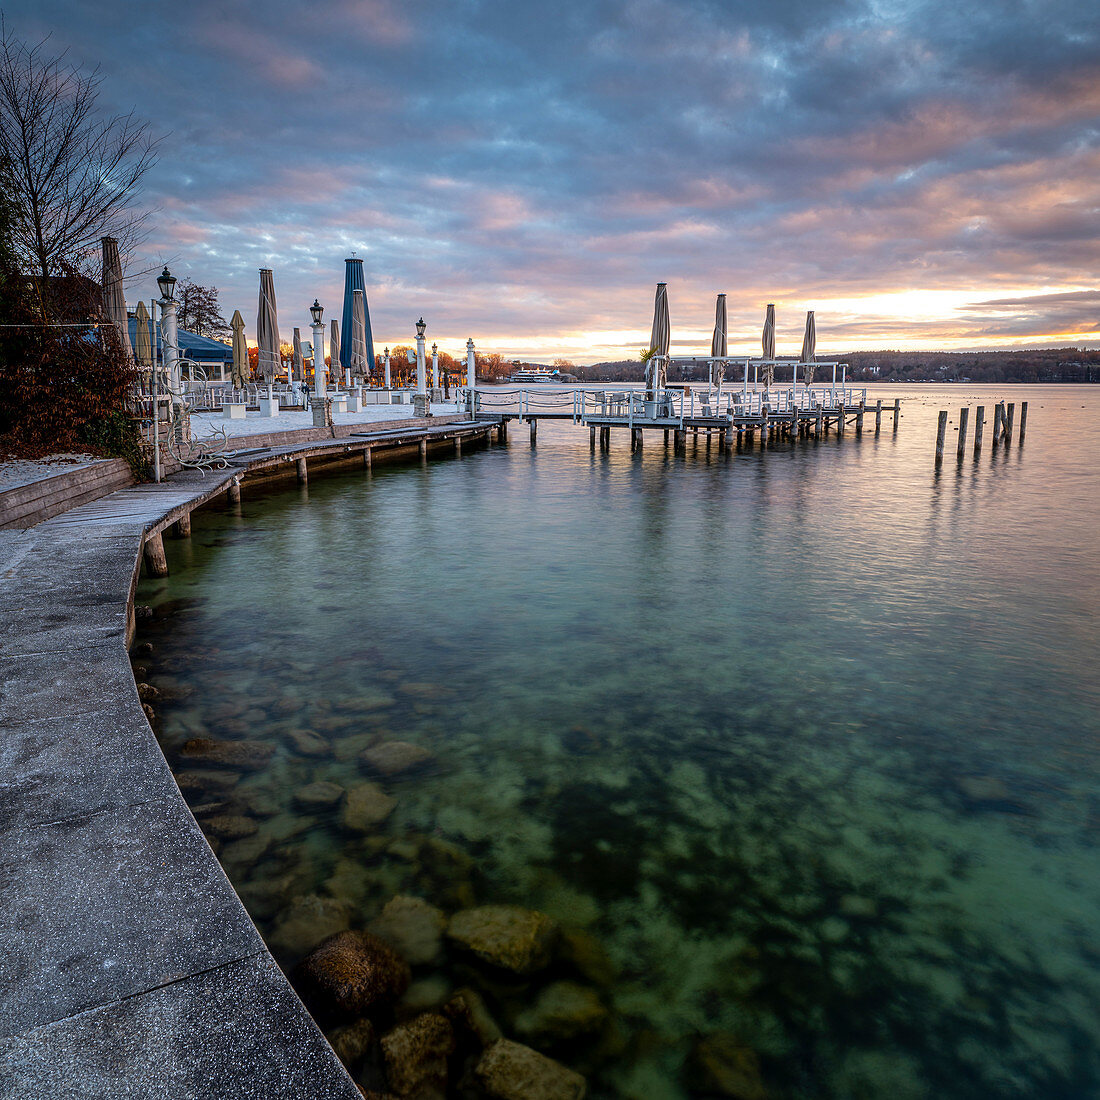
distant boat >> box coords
[509,367,558,383]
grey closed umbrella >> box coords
[292,327,303,384]
[647,282,670,399]
[134,300,152,371]
[230,310,248,388]
[801,310,816,387]
[329,320,340,388]
[710,293,727,389]
[101,237,132,361]
[761,303,776,390]
[257,268,280,390]
[351,290,368,381]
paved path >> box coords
[0,416,495,1097]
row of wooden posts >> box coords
[935,401,1027,465]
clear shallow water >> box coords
[137,385,1100,1099]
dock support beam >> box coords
[1019,401,1028,445]
[173,512,191,538]
[875,400,882,434]
[631,428,643,451]
[974,407,985,455]
[530,419,537,445]
[992,403,1003,446]
[935,410,948,465]
[228,478,241,504]
[364,447,372,469]
[1005,403,1015,444]
[673,429,685,453]
[143,532,168,577]
[296,458,308,484]
[454,436,461,456]
[856,402,864,436]
[957,406,969,462]
[893,398,901,431]
[419,439,428,459]
[590,424,596,451]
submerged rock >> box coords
[360,741,435,777]
[295,930,411,1020]
[443,987,503,1049]
[474,1039,586,1100]
[295,780,345,809]
[446,906,558,975]
[204,813,258,840]
[270,894,352,959]
[369,896,446,967]
[380,1012,455,1097]
[513,981,608,1043]
[686,1033,767,1100]
[219,832,272,866]
[343,783,398,832]
[176,769,242,797]
[179,737,274,769]
[290,729,330,756]
[328,1017,376,1068]
[957,775,1012,805]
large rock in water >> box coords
[380,1013,455,1098]
[295,780,345,809]
[294,930,410,1020]
[513,981,608,1043]
[269,894,352,959]
[360,741,435,777]
[446,906,558,974]
[474,1040,586,1100]
[686,1033,767,1100]
[368,895,446,967]
[178,737,274,769]
[343,782,397,832]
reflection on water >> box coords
[136,386,1100,1099]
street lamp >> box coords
[431,341,438,391]
[466,337,476,413]
[157,266,180,398]
[383,346,391,389]
[414,318,427,394]
[310,299,325,399]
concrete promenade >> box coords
[0,415,494,1097]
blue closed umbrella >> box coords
[340,258,376,380]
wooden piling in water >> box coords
[935,410,948,466]
[454,437,461,456]
[856,402,865,435]
[973,406,985,455]
[173,512,191,538]
[143,532,168,577]
[815,408,822,440]
[875,399,882,434]
[893,398,901,431]
[957,406,969,461]
[992,403,1003,446]
[364,446,373,468]
[1005,403,1015,444]
[529,419,537,444]
[590,424,596,450]
[228,478,241,504]
[1019,401,1028,444]
[419,439,428,459]
[296,458,308,484]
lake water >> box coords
[136,384,1100,1099]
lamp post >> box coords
[466,338,476,415]
[431,342,438,392]
[383,346,391,389]
[415,318,427,395]
[310,299,325,400]
[157,266,179,400]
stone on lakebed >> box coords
[369,895,446,967]
[360,740,436,777]
[295,930,411,1019]
[295,780,345,809]
[474,1039,586,1100]
[203,813,258,840]
[178,736,274,769]
[513,981,608,1043]
[446,905,559,975]
[380,1012,455,1097]
[686,1033,767,1100]
[342,782,398,832]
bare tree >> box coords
[0,24,160,282]
[176,278,229,340]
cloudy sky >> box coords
[10,0,1100,362]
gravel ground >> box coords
[0,454,105,492]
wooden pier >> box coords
[471,386,900,452]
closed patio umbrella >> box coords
[340,257,376,381]
[351,289,368,381]
[761,303,776,391]
[257,268,280,393]
[134,300,152,371]
[292,327,303,383]
[101,237,132,361]
[230,310,248,388]
[329,320,340,388]
[647,282,670,399]
[710,293,727,389]
[801,310,816,386]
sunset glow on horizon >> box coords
[8,0,1098,364]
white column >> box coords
[431,344,438,391]
[384,349,391,389]
[162,298,180,398]
[415,331,426,394]
[466,338,475,392]
[312,321,325,399]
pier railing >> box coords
[464,385,867,425]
